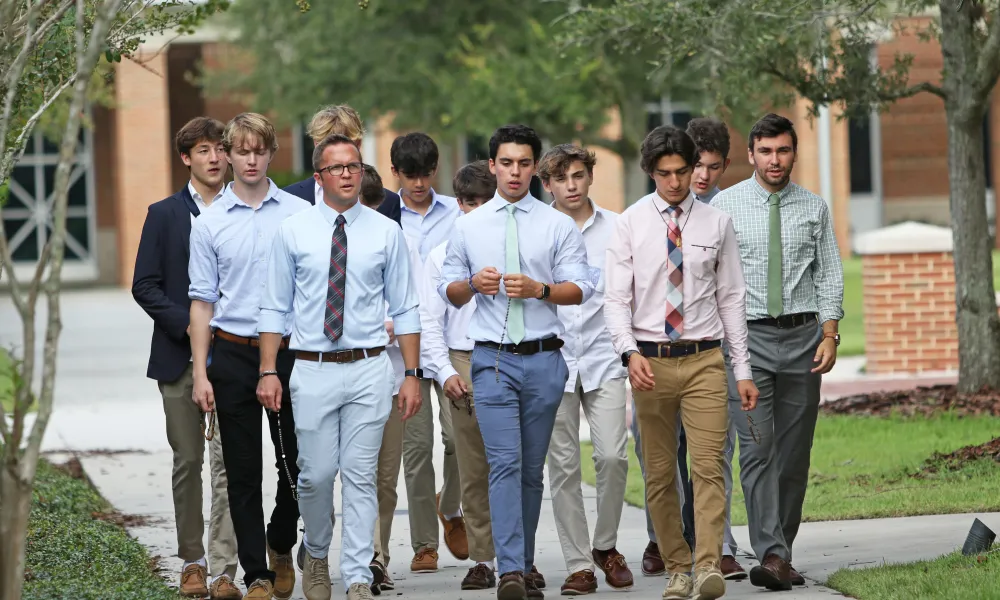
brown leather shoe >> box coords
[789,565,806,586]
[268,544,295,599]
[560,570,597,595]
[749,553,792,591]
[462,563,497,590]
[641,541,665,576]
[592,547,633,589]
[721,555,747,580]
[180,564,210,597]
[526,573,544,598]
[210,575,244,600]
[410,547,439,573]
[497,571,527,600]
[436,492,470,560]
[526,565,546,589]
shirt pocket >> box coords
[685,242,719,281]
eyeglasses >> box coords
[318,162,363,177]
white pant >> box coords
[290,353,394,589]
[547,376,629,574]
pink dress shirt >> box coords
[604,192,753,381]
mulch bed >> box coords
[821,384,1000,418]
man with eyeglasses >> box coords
[258,133,422,600]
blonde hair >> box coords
[307,105,365,144]
[223,112,278,153]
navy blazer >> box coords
[283,177,402,225]
[131,186,202,383]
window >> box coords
[848,115,873,194]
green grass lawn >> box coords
[838,250,1000,357]
[581,412,1000,524]
[826,548,1000,600]
[22,458,181,599]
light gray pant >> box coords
[547,376,629,574]
[159,364,238,579]
[631,394,738,556]
[727,320,823,563]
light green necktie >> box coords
[504,204,525,344]
[767,193,783,318]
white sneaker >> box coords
[302,553,332,600]
[693,564,725,600]
[347,582,376,600]
[663,572,693,599]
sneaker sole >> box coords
[560,587,597,595]
[694,573,725,600]
[498,581,528,600]
[749,567,793,591]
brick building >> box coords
[3,18,998,288]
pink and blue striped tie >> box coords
[665,205,684,341]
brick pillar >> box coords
[114,48,172,287]
[856,222,958,374]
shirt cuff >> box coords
[392,307,422,336]
[434,364,460,389]
[257,309,287,334]
[819,308,844,324]
[188,289,219,304]
[733,363,753,381]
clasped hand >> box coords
[473,267,541,299]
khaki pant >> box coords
[159,364,238,579]
[633,347,728,572]
[448,350,495,562]
[374,396,404,567]
[401,378,461,551]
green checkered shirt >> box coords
[711,176,845,323]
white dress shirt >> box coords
[187,181,223,225]
[399,189,460,263]
[420,241,476,388]
[556,202,627,393]
[258,200,421,350]
[438,193,594,344]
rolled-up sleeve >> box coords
[812,203,845,323]
[385,226,421,335]
[420,252,459,387]
[715,216,752,381]
[259,222,295,335]
[604,216,638,356]
[552,222,595,303]
[188,218,220,303]
[438,226,471,306]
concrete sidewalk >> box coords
[3,290,995,599]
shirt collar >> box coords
[695,185,721,204]
[317,197,364,227]
[749,174,791,204]
[398,188,446,215]
[490,191,537,213]
[221,179,281,210]
[580,199,604,233]
[650,191,694,215]
[187,181,223,206]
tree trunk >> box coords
[945,109,1000,392]
[619,92,649,206]
[0,464,32,600]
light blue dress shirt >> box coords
[259,200,421,351]
[398,189,460,263]
[188,180,311,337]
[438,193,594,344]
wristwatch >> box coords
[537,283,551,300]
[621,350,639,368]
[825,333,841,347]
[404,368,424,379]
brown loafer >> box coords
[789,565,806,586]
[410,547,439,573]
[749,553,792,591]
[209,574,243,599]
[180,564,209,597]
[560,570,597,595]
[462,563,497,590]
[526,566,546,589]
[592,547,633,589]
[498,571,527,600]
[641,541,665,576]
[526,573,544,599]
[436,492,470,560]
[721,555,747,580]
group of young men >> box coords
[132,103,843,600]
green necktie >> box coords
[504,204,525,344]
[767,193,783,318]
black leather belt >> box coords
[749,312,817,329]
[475,337,564,356]
[637,339,722,359]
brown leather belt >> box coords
[295,346,386,364]
[214,329,289,350]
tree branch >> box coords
[0,74,78,183]
[0,0,45,163]
[889,80,947,101]
[0,219,27,320]
[974,2,1000,100]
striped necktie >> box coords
[665,205,684,341]
[324,214,347,342]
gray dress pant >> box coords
[726,320,823,563]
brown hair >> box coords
[360,164,384,208]
[223,112,278,154]
[175,116,224,158]
[307,105,365,144]
[537,144,597,182]
[452,160,496,202]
